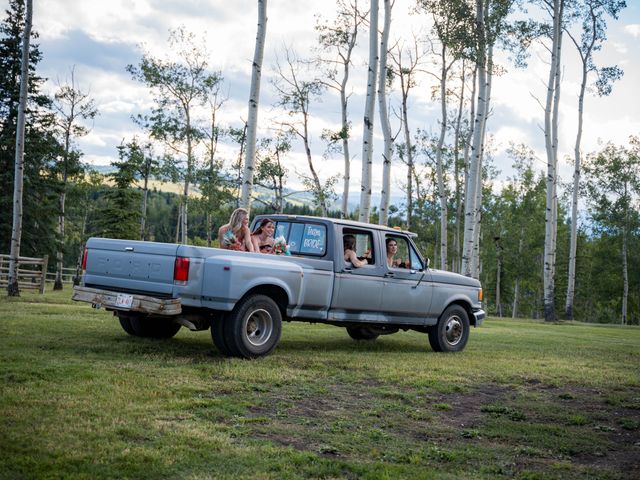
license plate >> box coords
[115,293,134,309]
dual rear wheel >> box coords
[210,294,282,359]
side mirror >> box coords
[425,257,430,269]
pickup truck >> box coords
[72,215,485,358]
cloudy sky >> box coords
[12,0,640,204]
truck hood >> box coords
[429,268,481,288]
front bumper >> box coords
[472,308,486,326]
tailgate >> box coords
[83,238,178,295]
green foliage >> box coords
[0,0,61,259]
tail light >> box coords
[82,247,88,271]
[174,257,190,283]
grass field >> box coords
[1,287,639,479]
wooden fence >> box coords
[0,254,48,294]
[45,266,78,285]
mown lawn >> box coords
[1,287,639,479]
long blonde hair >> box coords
[228,208,248,234]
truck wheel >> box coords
[118,313,138,336]
[346,326,379,341]
[223,294,282,359]
[120,313,181,339]
[211,314,232,356]
[428,305,469,352]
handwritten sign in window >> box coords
[300,224,326,254]
[275,222,326,256]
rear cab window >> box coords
[342,228,376,267]
[274,221,327,257]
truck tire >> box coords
[346,326,379,341]
[211,314,232,356]
[223,294,282,359]
[118,313,138,336]
[118,312,181,339]
[428,304,469,352]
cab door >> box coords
[380,235,434,323]
[329,227,384,322]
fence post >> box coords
[40,255,48,294]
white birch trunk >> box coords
[8,0,32,297]
[339,7,360,220]
[181,110,191,245]
[453,64,466,273]
[140,173,149,240]
[565,30,593,320]
[471,42,493,279]
[461,0,486,277]
[303,115,328,217]
[622,222,628,325]
[340,76,351,219]
[461,66,477,273]
[543,0,563,322]
[359,0,378,223]
[401,81,413,230]
[435,43,448,269]
[54,190,66,290]
[496,254,502,317]
[512,227,524,318]
[241,0,267,210]
[378,0,392,226]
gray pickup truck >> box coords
[73,215,485,358]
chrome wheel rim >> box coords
[445,315,463,346]
[244,308,273,347]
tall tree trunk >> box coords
[359,0,378,223]
[453,63,466,273]
[181,110,192,245]
[512,279,519,318]
[241,0,267,210]
[340,76,351,219]
[140,174,149,240]
[621,216,628,325]
[378,0,392,226]
[338,6,359,220]
[496,254,502,317]
[543,0,564,322]
[54,189,66,290]
[461,66,477,273]
[512,227,524,318]
[174,205,181,244]
[400,68,414,230]
[461,0,486,278]
[471,41,493,279]
[435,43,449,269]
[303,114,327,217]
[54,124,71,291]
[8,0,32,297]
[565,10,596,320]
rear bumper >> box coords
[72,286,181,315]
[472,308,486,327]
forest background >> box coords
[1,0,639,325]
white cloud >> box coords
[624,24,640,37]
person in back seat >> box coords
[343,234,369,268]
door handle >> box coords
[384,272,395,278]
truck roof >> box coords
[252,214,418,238]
